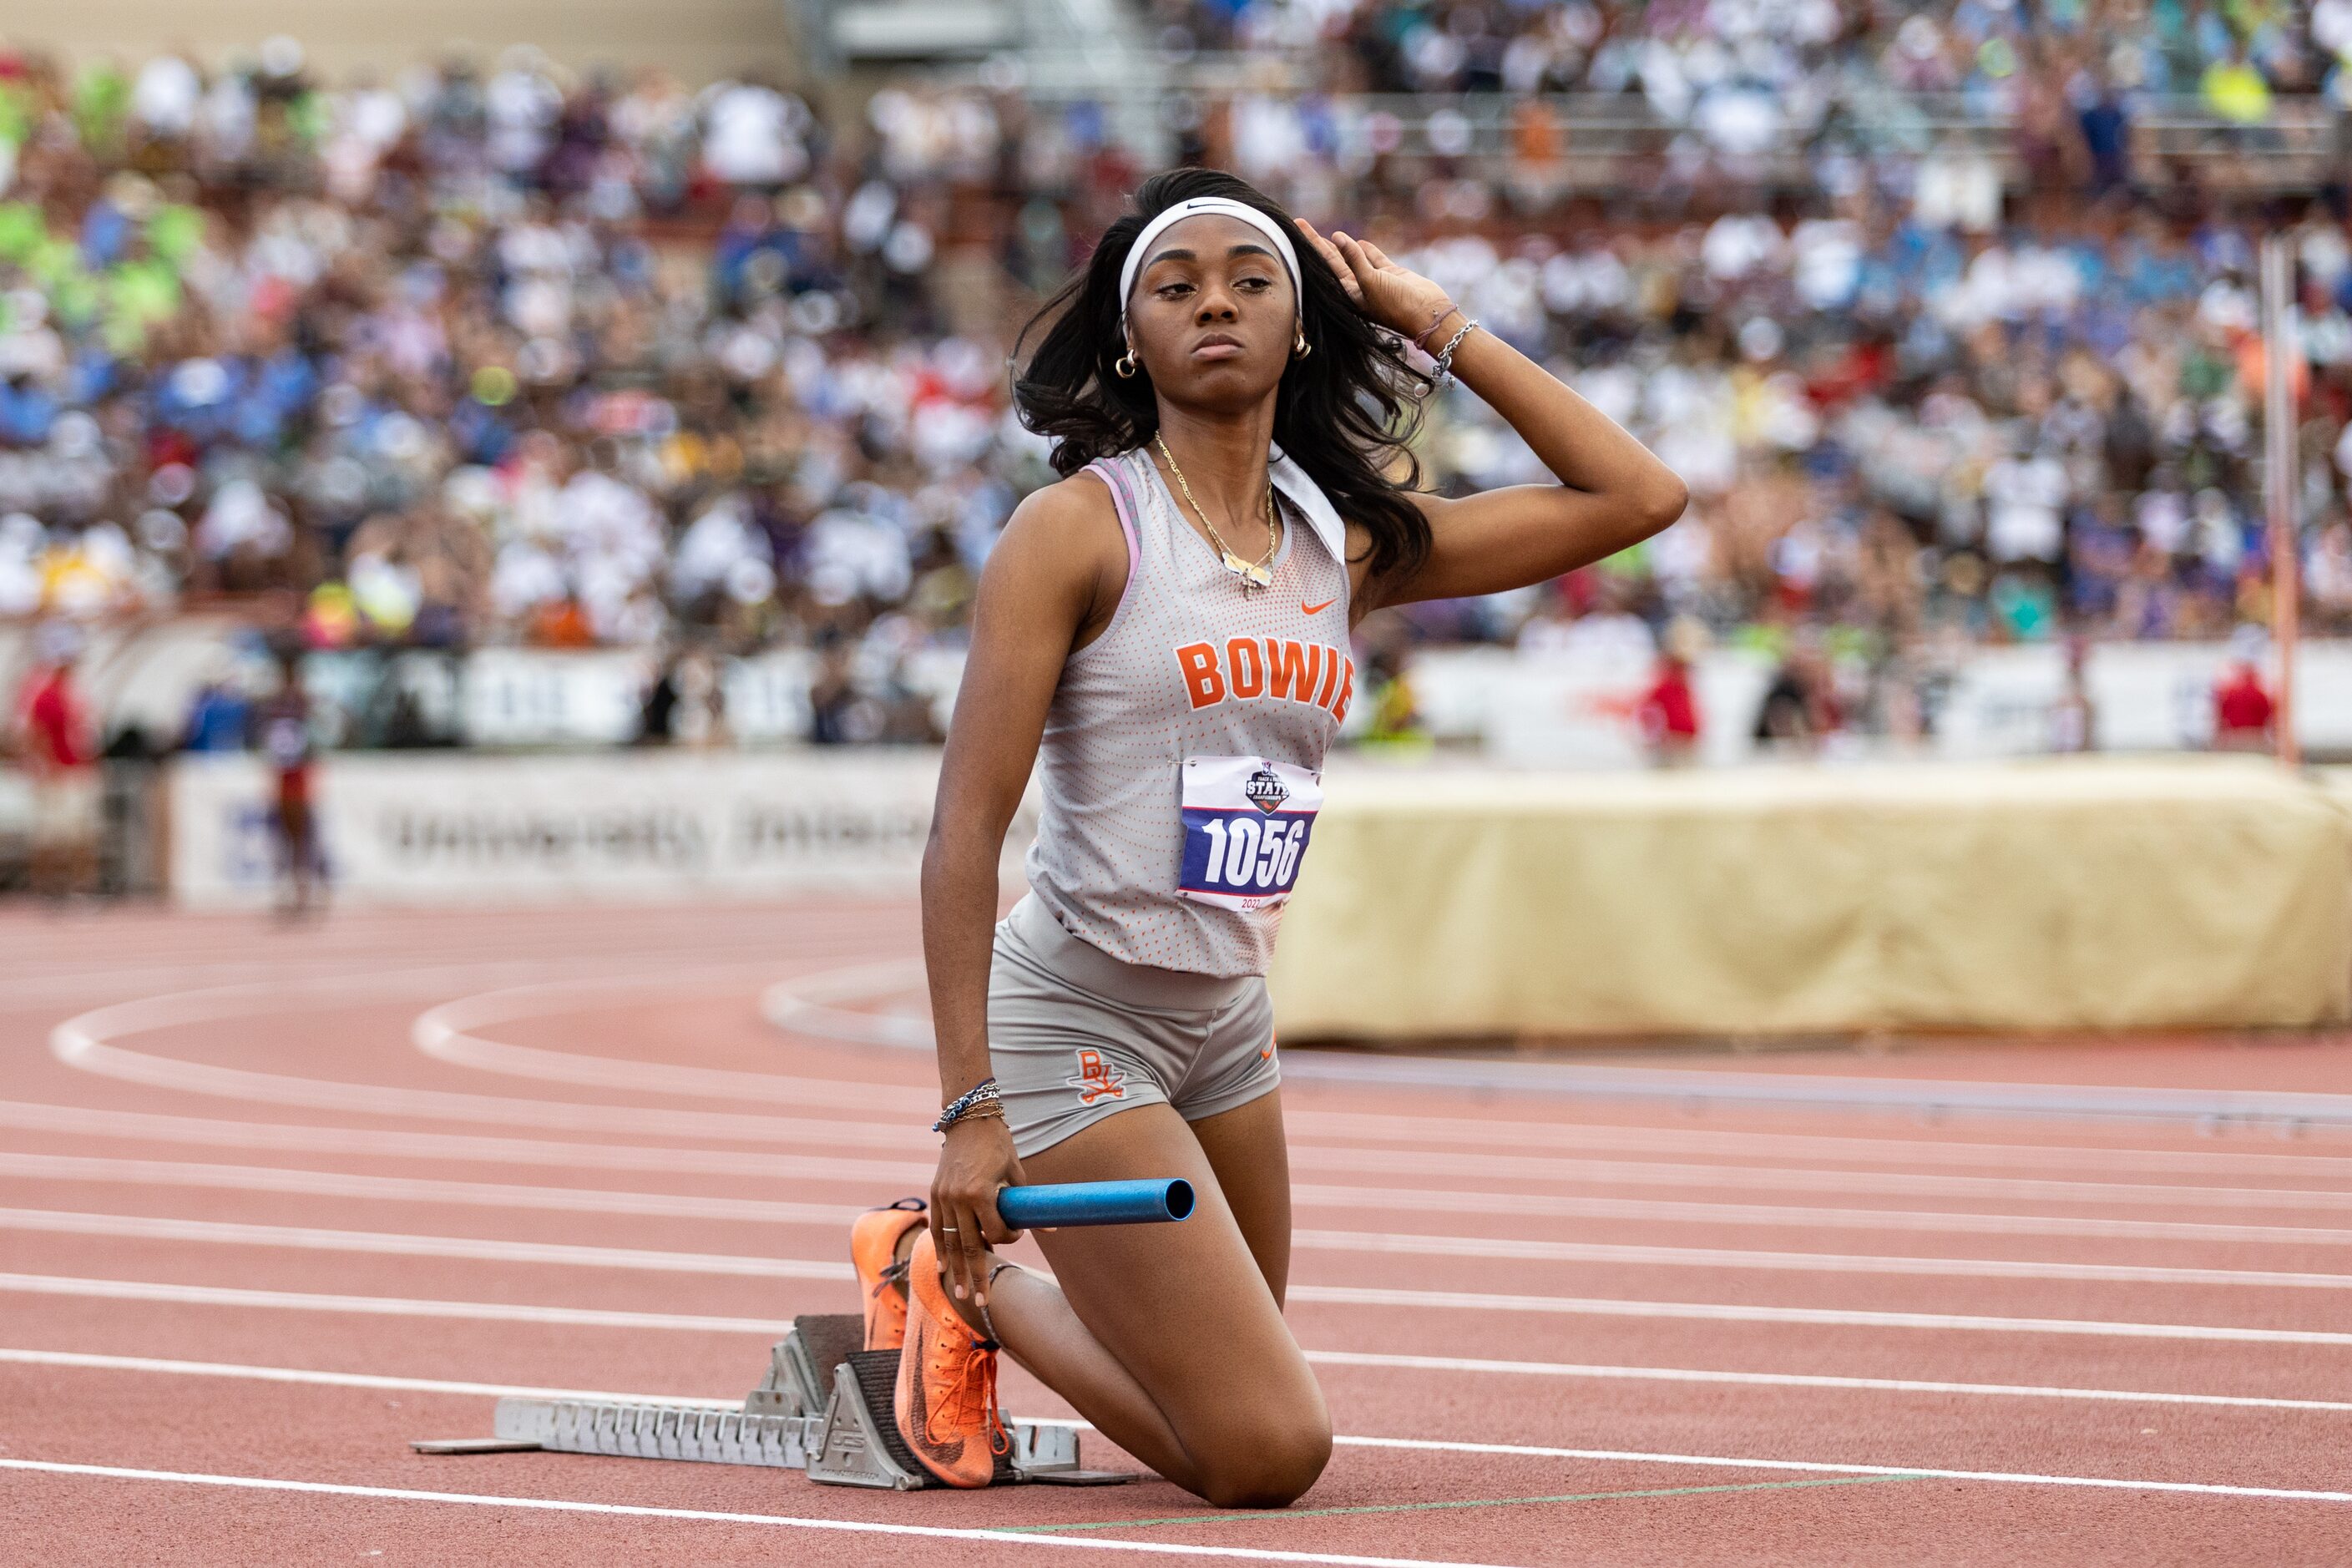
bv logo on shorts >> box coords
[1066,1049,1128,1105]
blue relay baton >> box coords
[996,1179,1195,1230]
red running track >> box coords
[4,900,2351,1567]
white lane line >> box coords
[0,1101,933,1189]
[1287,1110,2352,1181]
[8,1448,2348,1523]
[0,1152,867,1227]
[1292,1228,2352,1290]
[429,975,2352,1179]
[54,977,2352,1210]
[1303,1350,2352,1414]
[13,1199,2352,1294]
[0,1461,1505,1567]
[1323,1439,2352,1505]
[0,1273,789,1333]
[14,1343,2352,1419]
[766,963,2352,1143]
[62,994,2352,1209]
[1283,1284,2352,1345]
[0,1348,733,1405]
[0,1210,854,1282]
[1288,1145,2352,1214]
[1289,1182,2352,1247]
[0,932,802,1006]
[18,1142,2352,1250]
[61,982,2352,1213]
[8,1267,2351,1347]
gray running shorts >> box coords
[989,894,1280,1158]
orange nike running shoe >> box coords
[850,1197,928,1351]
[893,1228,1008,1488]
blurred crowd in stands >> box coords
[1157,0,2344,107]
[0,13,2347,757]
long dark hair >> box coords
[1012,168,1433,584]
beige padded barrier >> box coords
[1269,757,2352,1039]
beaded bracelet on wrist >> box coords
[933,1077,1001,1132]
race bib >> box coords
[1176,755,1322,911]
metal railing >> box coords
[998,73,2346,195]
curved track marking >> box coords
[50,980,2352,1208]
[760,958,931,1047]
[21,917,2352,1543]
[13,1209,2352,1313]
[472,974,2352,1178]
[761,964,2352,1132]
[18,1344,2352,1417]
[80,981,2352,1210]
[18,1142,2352,1250]
[48,969,938,1149]
[412,974,932,1115]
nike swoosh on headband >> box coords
[1118,197,1304,338]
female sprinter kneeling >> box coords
[862,168,1687,1507]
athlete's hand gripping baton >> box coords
[995,1179,1195,1229]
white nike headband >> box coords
[1117,197,1304,341]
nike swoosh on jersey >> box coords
[1301,598,1338,615]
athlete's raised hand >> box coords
[1293,218,1459,349]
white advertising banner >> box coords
[1409,639,2352,765]
[169,749,1031,908]
[460,649,653,746]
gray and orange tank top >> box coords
[1023,442,1358,979]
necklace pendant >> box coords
[1222,551,1273,589]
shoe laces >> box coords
[926,1329,1011,1457]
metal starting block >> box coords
[416,1312,1131,1489]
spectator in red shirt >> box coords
[10,622,99,899]
[2212,658,2275,752]
[1638,652,1702,766]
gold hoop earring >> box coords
[1114,351,1139,379]
[1292,329,1312,359]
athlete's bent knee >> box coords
[1196,1415,1333,1510]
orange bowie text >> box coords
[1176,637,1354,721]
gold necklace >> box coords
[1156,434,1279,590]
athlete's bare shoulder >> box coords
[985,467,1129,644]
[1003,467,1120,545]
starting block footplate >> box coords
[421,1312,1132,1488]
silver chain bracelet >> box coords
[1426,316,1478,391]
